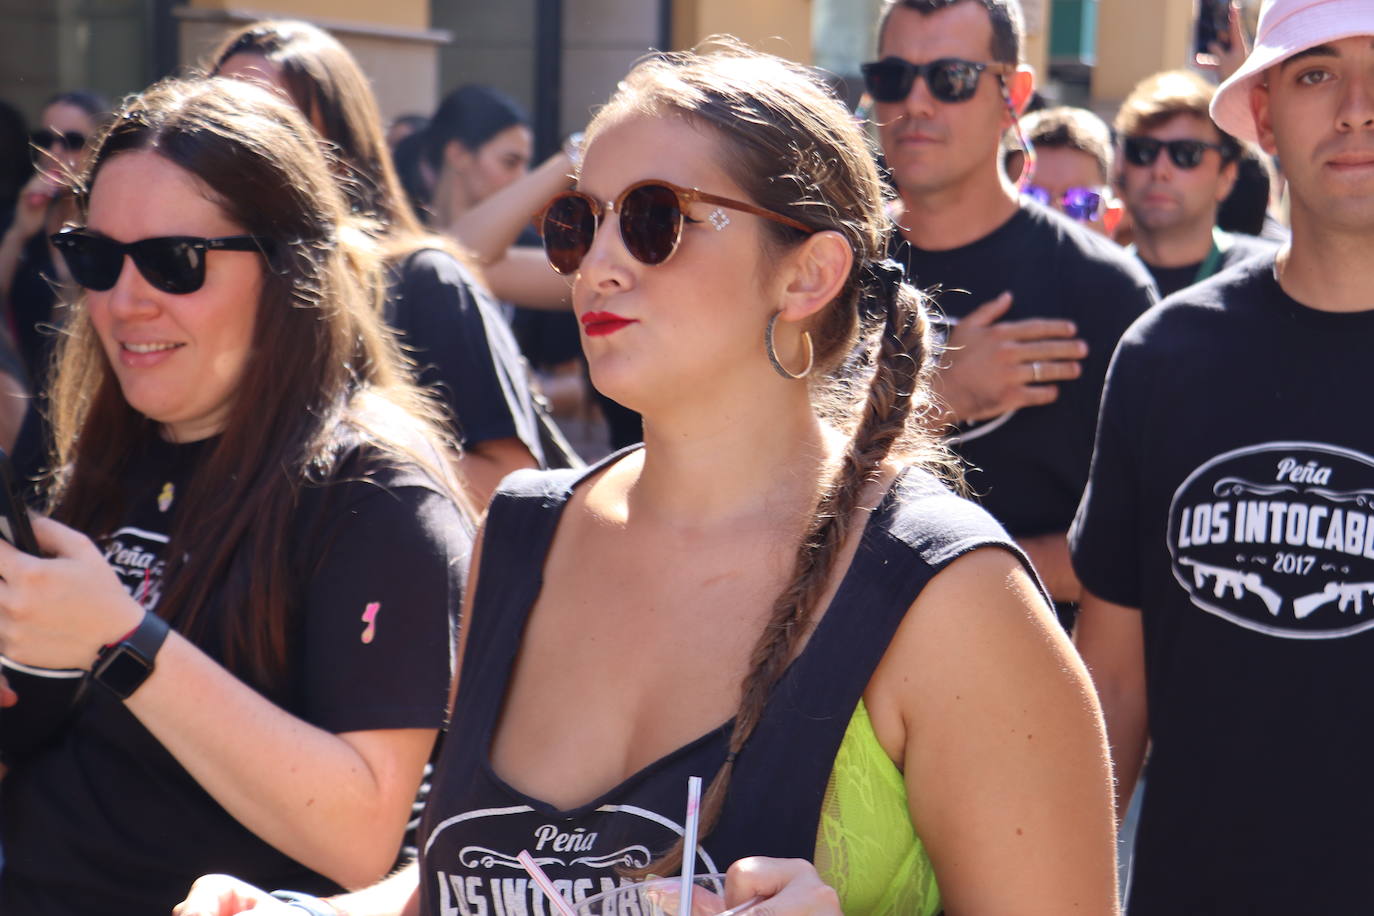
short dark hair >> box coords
[877,0,1023,64]
[43,89,110,121]
[1021,106,1114,183]
[423,85,528,171]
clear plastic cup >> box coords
[568,873,762,915]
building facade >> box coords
[3,0,1224,154]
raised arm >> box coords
[477,249,573,310]
[444,152,575,310]
[886,547,1119,914]
[447,151,575,264]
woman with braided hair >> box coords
[178,44,1118,916]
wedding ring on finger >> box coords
[1031,361,1044,383]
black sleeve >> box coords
[1042,245,1156,540]
[387,250,541,456]
[1218,234,1281,274]
[1068,251,1158,435]
[1069,322,1152,608]
[297,480,469,734]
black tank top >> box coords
[419,452,1031,913]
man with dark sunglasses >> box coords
[1072,1,1374,912]
[871,0,1155,625]
[1114,69,1277,299]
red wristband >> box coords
[105,616,145,649]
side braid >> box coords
[631,276,935,877]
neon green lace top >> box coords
[813,700,941,916]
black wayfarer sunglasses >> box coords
[50,228,274,295]
[536,179,811,276]
[1122,137,1233,170]
[860,57,1013,104]
[30,129,87,151]
[30,129,88,167]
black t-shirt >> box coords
[1137,231,1279,300]
[419,455,1032,914]
[509,303,582,371]
[892,201,1156,540]
[0,434,470,915]
[1070,256,1374,914]
[387,248,544,464]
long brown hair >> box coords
[48,76,468,691]
[207,20,480,278]
[590,44,955,875]
[209,21,421,234]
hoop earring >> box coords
[765,312,814,380]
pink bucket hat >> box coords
[1210,0,1374,145]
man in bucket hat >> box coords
[1070,1,1374,912]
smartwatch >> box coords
[90,611,169,700]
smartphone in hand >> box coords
[0,450,82,761]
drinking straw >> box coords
[517,849,577,916]
[680,775,703,916]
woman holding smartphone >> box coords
[179,46,1117,915]
[0,76,471,914]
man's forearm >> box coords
[1073,593,1150,823]
[1018,531,1083,604]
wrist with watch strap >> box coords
[90,609,169,700]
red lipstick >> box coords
[580,311,637,337]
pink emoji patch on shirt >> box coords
[360,602,381,644]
